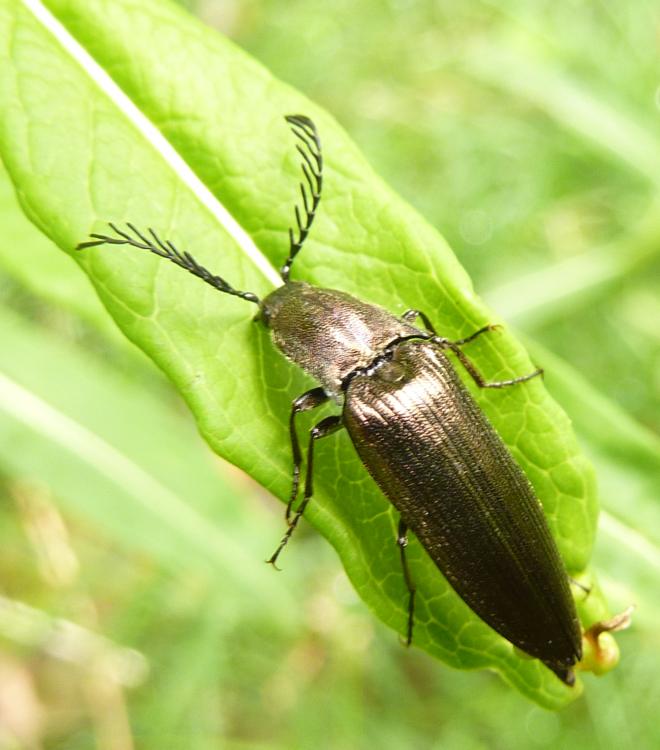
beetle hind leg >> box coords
[397,518,417,646]
[569,576,592,597]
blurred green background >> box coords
[1,0,659,748]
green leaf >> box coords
[0,305,292,621]
[0,158,118,335]
[0,0,604,706]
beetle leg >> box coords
[401,309,437,335]
[402,312,503,352]
[287,388,330,523]
[569,577,592,597]
[403,312,500,349]
[451,324,501,347]
[397,518,417,646]
[436,339,544,389]
[267,415,343,569]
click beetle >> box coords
[78,115,583,685]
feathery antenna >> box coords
[280,115,323,282]
[77,223,260,305]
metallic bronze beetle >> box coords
[79,115,582,685]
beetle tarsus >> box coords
[265,556,283,572]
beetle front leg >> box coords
[267,415,343,569]
[287,387,329,522]
[403,311,500,349]
[397,518,417,646]
[401,309,437,335]
[436,338,543,389]
[404,310,541,388]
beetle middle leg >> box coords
[267,415,343,568]
[397,518,417,646]
[403,310,501,347]
[451,324,501,346]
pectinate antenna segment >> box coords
[280,115,323,283]
[77,222,260,305]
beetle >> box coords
[78,114,582,685]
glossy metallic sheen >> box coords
[260,281,420,397]
[261,284,582,684]
[344,339,582,681]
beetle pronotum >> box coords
[79,115,585,685]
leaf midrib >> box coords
[21,0,282,288]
